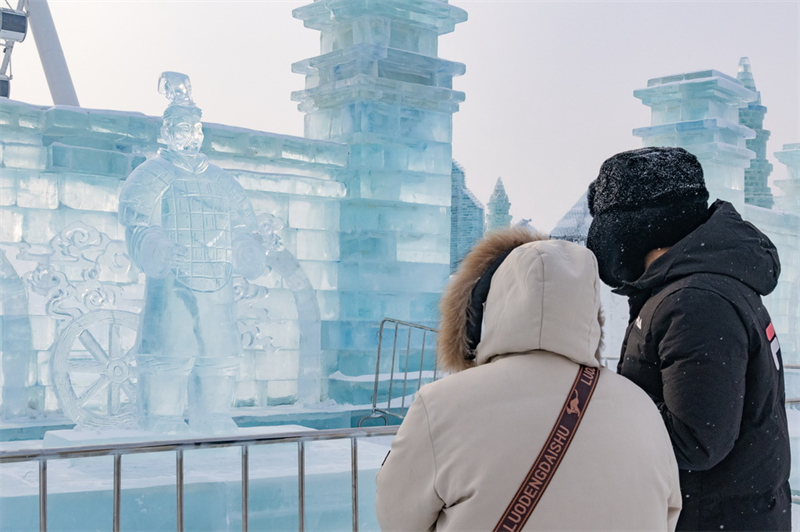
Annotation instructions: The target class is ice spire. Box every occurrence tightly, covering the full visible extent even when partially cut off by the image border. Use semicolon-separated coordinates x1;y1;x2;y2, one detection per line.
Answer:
737;57;758;97
486;177;512;232
737;58;774;209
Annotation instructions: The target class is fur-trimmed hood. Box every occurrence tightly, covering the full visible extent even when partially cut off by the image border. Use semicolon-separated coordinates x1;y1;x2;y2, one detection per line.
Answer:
438;228;603;373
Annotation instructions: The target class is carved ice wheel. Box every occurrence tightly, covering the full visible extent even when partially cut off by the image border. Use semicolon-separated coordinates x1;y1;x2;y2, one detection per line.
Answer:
52;310;139;427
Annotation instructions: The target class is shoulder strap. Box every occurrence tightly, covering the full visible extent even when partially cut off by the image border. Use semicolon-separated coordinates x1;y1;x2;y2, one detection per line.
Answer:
493;365;601;532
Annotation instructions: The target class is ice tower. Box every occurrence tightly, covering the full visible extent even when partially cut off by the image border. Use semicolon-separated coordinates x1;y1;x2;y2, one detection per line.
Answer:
737;58;774;209
450;161;484;273
633;70;757;207
291;0;467;402
486;177;512;232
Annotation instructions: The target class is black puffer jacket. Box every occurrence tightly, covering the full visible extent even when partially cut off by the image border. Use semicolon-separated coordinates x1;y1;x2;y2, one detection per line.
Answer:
615;200;791;532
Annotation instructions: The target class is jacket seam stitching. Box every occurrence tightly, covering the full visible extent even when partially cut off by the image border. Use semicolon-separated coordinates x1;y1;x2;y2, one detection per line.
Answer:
417;392;443;504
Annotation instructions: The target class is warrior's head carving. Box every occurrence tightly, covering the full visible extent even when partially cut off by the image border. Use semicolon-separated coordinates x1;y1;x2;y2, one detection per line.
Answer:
159;71;203;156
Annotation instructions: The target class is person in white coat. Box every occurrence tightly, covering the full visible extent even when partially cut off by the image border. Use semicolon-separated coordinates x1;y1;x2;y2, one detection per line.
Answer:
376;228;681;531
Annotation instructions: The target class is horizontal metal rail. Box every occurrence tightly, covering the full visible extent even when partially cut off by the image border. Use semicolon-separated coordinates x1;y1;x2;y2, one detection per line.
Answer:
0;426;400;532
0;426;398;463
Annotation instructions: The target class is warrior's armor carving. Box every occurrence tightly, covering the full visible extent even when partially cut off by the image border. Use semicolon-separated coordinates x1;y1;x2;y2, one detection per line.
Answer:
120;155;256;292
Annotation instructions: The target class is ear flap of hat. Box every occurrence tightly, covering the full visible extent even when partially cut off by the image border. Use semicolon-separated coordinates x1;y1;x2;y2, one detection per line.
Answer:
438;227;546;373
587;201;709;288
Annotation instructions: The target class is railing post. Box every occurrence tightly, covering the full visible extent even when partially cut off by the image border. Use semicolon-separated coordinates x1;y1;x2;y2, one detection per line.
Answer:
176;449;184;532
372;320;387;414
39;459;47;532
113;454;121;532
387;323;400;410
351;437;359;532
298;440;305;532
242;445;249;532
400;328;413;410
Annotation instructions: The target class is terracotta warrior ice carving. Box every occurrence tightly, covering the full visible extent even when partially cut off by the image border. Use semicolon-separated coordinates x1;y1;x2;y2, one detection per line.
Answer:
119;72;267;434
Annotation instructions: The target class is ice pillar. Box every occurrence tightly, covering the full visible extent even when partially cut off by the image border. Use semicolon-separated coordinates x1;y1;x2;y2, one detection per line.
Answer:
292;0;467;401
737;58;774;209
0;249;33;418
632;70;758;208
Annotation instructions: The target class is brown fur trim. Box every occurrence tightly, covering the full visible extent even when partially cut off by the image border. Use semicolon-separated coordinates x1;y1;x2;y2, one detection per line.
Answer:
437;227;547;373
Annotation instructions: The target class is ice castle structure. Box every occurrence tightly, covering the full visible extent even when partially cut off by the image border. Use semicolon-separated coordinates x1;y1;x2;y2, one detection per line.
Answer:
485;177;512;232
633;67;800;366
0;0;469;423
450;160;484;273
549;63;800;368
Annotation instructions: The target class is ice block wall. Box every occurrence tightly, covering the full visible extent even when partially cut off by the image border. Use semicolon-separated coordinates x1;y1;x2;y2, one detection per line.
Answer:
0;98;348;416
291;0;467;403
450;161;484;273
632;69;800;367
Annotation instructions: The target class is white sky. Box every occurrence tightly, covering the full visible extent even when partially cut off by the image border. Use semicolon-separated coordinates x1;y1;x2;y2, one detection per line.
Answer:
8;0;800;232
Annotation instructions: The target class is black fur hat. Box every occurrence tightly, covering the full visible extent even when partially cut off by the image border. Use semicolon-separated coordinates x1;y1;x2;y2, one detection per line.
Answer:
586;147;709;287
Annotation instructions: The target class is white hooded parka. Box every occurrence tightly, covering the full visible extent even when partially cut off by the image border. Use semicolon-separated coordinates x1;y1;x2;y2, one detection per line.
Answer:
376;234;681;532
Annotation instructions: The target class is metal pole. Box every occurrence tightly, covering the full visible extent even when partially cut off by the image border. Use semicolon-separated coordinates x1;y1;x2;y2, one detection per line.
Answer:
26;0;79;106
0;1;26;77
176;450;184;532
387;323;400;410
400;328;412;410
371;320;387;414
417;330;427;393
297;441;305;532
241;445;249;532
0;42;16;78
113;454;121;532
38;459;47;532
350;438;358;532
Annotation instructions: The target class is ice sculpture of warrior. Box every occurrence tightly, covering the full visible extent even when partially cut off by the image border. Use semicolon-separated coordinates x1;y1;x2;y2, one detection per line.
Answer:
119;72;266;433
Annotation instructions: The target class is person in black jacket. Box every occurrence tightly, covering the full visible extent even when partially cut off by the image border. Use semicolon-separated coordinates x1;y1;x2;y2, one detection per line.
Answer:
586;147;791;532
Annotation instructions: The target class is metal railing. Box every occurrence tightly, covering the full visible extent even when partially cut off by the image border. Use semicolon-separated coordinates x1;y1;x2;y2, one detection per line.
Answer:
0;425;399;532
781;364;799;405
358;318;440;426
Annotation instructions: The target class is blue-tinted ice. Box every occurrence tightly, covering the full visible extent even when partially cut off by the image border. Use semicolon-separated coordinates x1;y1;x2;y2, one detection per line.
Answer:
118;73;267;434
